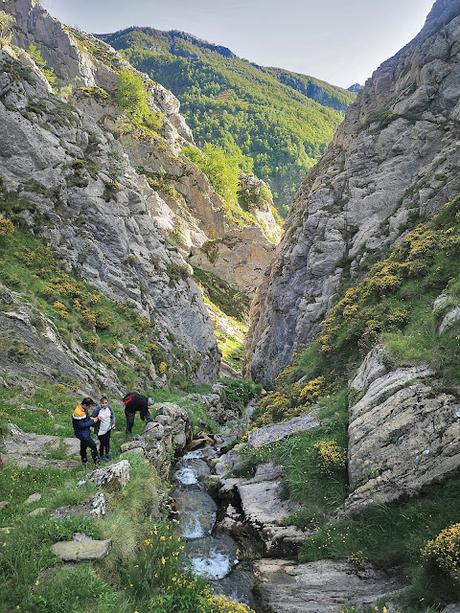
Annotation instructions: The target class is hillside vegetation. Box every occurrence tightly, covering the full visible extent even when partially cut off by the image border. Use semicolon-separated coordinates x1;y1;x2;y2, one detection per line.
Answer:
98;27;355;210
239;197;460;609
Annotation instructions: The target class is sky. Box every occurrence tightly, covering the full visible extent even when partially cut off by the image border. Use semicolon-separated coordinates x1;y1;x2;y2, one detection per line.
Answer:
42;0;435;88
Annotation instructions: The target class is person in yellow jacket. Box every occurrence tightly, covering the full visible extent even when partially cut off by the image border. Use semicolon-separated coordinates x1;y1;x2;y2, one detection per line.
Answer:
72;398;100;464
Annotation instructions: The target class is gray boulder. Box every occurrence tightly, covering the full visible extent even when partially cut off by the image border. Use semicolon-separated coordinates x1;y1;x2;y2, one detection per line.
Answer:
255;558;403;612
51;533;111;561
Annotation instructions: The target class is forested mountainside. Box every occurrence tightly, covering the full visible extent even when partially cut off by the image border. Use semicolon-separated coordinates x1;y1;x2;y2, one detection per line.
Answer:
97;27;355;210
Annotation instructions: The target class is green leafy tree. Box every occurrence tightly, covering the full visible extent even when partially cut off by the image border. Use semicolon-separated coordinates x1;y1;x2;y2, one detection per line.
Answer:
115;69;162;132
0;11;14;48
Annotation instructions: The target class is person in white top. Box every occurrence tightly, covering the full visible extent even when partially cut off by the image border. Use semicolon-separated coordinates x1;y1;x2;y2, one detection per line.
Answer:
92;397;116;460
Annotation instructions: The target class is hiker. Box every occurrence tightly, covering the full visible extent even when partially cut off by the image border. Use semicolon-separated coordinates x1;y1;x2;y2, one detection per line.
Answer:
92;396;116;461
122;392;154;435
72;398;100;465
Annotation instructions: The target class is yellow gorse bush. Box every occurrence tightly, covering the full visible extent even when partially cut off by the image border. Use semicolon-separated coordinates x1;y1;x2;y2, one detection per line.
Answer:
314;439;346;474
0;217;15;237
205;591;254;612
421;522;460;580
300;376;325;401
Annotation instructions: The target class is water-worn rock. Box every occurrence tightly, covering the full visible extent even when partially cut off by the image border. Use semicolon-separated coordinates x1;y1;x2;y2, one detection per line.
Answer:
255;558;403;612
344;348;460;513
51;533;111;561
78;460;130;490
173;458;210;485
172;487;217;539
184;533;238;580
220;463;307;554
246;0;460;384
247;412;322;449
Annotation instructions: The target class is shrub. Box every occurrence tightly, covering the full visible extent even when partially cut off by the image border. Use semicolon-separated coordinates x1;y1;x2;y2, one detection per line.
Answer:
313;439;347;474
421;523;460;582
0;217;15;237
27;43;56;86
115;69;162;133
0;11;14;48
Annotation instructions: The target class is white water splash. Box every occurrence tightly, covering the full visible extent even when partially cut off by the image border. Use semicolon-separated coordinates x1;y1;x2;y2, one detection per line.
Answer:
183;449;206;459
174;467;198;485
189;550;233;580
181;515;216;539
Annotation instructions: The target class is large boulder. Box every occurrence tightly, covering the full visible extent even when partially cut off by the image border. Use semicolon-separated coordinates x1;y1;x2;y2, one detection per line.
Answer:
78;460;130;491
344;348;460;513
255;558;403;612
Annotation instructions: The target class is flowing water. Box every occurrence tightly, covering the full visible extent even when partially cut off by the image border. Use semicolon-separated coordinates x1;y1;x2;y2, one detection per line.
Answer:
170;400;259;607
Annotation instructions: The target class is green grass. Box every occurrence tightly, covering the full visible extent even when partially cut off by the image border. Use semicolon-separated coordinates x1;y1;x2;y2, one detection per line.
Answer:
0;452;236;612
299;473;460;609
236;390;348;528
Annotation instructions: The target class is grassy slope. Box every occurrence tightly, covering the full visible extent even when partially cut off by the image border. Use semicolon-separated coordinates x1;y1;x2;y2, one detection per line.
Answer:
239;198;460;609
192;267;251;374
98;27;354;208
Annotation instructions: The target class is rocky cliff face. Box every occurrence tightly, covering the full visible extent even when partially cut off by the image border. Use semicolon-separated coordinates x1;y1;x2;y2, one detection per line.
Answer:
246;0;460;384
0;0;222;386
0;0;282;389
4;0;280;295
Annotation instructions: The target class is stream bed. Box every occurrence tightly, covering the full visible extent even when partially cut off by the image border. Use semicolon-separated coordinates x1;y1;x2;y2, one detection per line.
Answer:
170;402;259;608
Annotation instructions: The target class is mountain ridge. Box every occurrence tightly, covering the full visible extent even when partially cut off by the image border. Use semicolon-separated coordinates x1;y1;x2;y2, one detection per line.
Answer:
97;26;355;208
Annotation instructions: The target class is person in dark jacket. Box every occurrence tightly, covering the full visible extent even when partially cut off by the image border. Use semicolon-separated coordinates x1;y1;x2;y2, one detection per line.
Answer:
122;392;154;435
92;396;116;460
72;397;100;464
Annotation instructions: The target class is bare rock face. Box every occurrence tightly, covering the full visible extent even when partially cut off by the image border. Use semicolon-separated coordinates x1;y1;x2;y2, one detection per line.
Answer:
219;462;306;555
246;0;460;384
1;424;81;469
254;558;403;613
78;460;131;490
0;42;219;383
344;348;460;513
247;412;322;449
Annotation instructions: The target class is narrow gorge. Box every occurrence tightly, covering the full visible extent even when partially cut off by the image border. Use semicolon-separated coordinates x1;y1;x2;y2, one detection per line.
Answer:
0;0;459;612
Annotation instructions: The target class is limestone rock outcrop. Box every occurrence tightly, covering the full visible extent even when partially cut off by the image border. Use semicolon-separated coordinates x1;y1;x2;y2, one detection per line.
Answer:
246;0;460;384
254;558;403;613
344;347;460;513
51;533;112;562
0;3;221;383
1;424;80;469
121;403;191;474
